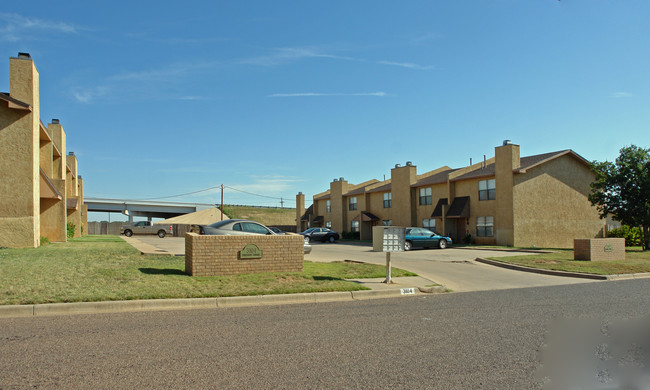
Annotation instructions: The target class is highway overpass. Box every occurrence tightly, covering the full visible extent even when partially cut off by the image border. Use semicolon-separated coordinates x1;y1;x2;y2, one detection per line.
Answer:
85;197;216;222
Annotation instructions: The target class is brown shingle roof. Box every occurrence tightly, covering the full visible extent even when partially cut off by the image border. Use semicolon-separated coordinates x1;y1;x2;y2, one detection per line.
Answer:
451;150;573;181
366;182;392;194
345;187;367;196
412;169;457;187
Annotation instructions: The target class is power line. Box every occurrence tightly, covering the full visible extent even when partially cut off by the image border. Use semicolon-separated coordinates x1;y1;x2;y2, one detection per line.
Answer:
131;183;294;204
137;184;223;201
223;185;283;200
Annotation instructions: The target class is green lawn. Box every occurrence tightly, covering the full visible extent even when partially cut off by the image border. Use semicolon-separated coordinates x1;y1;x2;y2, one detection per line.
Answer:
0;235;415;305
489;247;650;275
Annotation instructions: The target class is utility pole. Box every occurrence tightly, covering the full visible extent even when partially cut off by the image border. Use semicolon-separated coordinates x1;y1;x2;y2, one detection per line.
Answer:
220;184;224;220
280;197;284;208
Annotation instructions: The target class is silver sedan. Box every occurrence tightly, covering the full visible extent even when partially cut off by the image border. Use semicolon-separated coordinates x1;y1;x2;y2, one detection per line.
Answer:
198;219;312;254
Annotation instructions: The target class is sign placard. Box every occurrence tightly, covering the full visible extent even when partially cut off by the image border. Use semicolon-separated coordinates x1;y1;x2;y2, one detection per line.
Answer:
240;244;263;259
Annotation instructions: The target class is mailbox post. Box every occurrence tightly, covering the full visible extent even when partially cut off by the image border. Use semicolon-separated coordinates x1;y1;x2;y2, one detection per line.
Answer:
372;226;405;284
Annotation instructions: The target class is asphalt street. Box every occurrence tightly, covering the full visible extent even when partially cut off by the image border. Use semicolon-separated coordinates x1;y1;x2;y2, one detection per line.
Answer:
134;236;598;292
1;279;648;389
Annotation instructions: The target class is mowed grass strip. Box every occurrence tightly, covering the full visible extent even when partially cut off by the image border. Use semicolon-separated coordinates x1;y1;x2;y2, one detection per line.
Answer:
488;247;650;275
0;235;416;305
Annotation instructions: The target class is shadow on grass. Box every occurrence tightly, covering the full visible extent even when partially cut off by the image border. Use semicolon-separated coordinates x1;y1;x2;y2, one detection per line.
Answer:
312;276;344;281
139;268;187;276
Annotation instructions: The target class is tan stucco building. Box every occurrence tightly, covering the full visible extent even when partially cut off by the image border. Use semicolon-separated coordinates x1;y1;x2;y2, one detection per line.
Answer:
1;53;86;248
299;141;604;248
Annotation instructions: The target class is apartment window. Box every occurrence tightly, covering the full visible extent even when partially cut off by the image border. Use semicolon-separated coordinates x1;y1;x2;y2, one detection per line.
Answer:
351;220;359;232
423;218;436;230
477;216;494;237
383;192;392;208
419;187;432;205
479;179;496;201
325;221;332;228
349;197;357;211
326;200;331;213
382;220;392;226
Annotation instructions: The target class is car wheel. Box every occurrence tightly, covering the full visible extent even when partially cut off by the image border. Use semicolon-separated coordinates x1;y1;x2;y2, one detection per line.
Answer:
124;230;133;237
439;239;447;249
328;236;335;243
404;241;412;251
158;230;166;238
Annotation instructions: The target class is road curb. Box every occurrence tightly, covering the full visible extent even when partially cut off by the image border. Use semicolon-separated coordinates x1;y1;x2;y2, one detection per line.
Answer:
475;258;609;280
0;289;423;319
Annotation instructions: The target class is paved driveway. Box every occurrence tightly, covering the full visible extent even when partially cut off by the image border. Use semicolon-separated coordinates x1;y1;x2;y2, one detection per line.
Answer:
130;236;597;292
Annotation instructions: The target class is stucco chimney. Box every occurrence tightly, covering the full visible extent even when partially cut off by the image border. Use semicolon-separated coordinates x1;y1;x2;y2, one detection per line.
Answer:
10;53;39;108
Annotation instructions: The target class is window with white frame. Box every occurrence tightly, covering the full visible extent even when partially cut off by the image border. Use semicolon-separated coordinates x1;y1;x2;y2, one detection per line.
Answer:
383;192;392;208
423;218;436;230
349;197;357;211
382;220;392;226
325;221;332;228
326;200;331;213
351;220;359;232
478;179;496;201
477;216;494;237
419;187;432;205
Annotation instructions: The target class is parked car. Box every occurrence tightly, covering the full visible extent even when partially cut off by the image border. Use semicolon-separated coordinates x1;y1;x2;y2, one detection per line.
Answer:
404;227;452;250
300;227;340;243
198;219;311;254
120;221;173;238
269;227;286;235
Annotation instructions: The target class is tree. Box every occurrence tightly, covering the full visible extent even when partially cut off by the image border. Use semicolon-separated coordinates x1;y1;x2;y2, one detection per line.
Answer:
589;145;650;250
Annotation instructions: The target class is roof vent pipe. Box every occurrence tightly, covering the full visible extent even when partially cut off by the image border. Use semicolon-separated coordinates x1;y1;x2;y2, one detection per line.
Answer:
395;164;401;168
483;155;486;168
333;179;338;182
17;52;31;59
51;119;60;124
69;152;75;156
406;161;413;166
503;139;511;146
339;177;344;181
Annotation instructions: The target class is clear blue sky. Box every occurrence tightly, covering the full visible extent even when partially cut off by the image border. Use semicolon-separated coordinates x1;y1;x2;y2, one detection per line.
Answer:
2;1;648;221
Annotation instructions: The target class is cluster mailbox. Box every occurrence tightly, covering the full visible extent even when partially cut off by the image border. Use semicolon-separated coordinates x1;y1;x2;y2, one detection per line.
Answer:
372;226;406;284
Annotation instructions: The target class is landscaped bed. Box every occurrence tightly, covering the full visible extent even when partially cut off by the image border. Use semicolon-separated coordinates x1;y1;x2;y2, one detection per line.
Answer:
487;247;650;275
0;235;416;305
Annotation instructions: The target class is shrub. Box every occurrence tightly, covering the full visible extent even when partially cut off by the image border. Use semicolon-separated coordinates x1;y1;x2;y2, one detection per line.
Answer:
67;222;76;239
463;233;473;245
342;231;360;240
607;226;641;246
40;236;50;246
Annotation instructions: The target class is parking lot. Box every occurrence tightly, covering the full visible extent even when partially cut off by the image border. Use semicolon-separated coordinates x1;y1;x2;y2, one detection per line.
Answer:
128;236;597;292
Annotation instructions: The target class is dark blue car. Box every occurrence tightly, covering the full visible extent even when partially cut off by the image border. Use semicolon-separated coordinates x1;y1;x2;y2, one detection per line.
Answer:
404;227;452;251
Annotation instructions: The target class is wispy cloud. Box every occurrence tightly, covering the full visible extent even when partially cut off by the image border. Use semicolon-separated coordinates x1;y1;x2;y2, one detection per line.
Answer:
267;92;388;98
610;92;633;98
378;60;434;70
240;47;357;66
0;13;79;41
72;86;110;103
71;62;217;103
110;61;218;82
241;46;434;71
410;32;442;45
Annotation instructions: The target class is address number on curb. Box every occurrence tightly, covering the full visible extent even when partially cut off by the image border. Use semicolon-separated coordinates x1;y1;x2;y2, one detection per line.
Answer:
400;288;416;295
